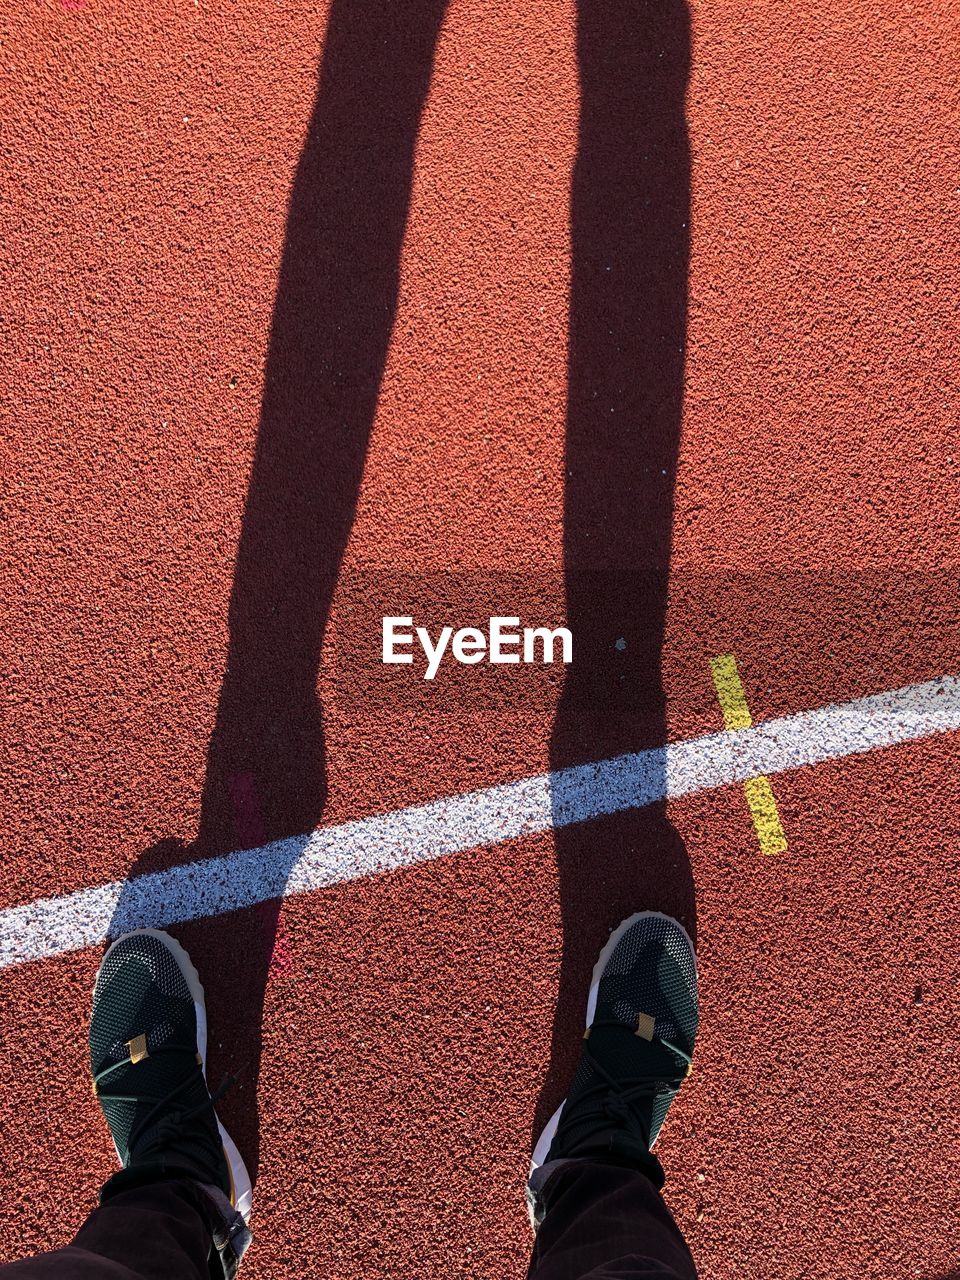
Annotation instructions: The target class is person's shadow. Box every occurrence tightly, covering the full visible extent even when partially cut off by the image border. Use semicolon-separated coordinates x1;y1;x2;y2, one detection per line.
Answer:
537;0;696;1136
110;0;694;1196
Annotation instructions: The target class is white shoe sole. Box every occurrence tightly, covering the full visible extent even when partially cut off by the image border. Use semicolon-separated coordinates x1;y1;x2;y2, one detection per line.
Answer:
97;927;254;1223
527;910;697;1220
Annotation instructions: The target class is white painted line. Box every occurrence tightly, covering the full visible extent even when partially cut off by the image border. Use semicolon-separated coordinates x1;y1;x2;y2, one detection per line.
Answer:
1;673;958;971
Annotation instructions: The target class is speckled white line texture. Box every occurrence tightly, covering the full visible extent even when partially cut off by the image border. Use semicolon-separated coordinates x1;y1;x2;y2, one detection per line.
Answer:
2;672;958;970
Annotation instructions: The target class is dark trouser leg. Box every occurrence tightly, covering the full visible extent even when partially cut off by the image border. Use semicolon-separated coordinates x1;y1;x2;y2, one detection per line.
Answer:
0;1177;247;1280
528;1160;698;1280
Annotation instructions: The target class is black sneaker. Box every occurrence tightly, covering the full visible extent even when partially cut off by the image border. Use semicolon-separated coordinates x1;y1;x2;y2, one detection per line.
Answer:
90;928;253;1221
528;911;697;1224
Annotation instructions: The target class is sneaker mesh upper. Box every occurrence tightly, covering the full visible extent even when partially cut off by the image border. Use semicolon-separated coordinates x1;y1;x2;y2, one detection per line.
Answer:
90;933;206;1166
551;912;698;1161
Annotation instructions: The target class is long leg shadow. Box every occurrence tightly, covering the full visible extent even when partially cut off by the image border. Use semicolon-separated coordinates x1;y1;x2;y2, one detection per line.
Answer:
536;0;695;1135
110;0;449;1186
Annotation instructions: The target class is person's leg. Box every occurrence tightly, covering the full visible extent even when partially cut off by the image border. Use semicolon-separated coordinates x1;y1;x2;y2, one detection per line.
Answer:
0;929;252;1279
527;913;699;1280
0;1178;231;1279
527;1161;696;1280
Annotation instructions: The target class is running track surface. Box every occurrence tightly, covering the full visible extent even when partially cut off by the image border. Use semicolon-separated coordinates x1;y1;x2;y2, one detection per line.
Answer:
3;1;960;1277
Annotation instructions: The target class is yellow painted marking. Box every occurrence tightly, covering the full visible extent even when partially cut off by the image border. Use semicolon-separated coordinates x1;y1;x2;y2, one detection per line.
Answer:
710;654;788;854
742;776;788;855
709;654;754;730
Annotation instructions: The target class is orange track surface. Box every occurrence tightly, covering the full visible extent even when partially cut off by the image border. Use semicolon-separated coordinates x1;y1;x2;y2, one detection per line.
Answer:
2;0;959;1275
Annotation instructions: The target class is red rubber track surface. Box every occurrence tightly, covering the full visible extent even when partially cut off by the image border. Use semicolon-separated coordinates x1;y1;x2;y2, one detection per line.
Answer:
2;0;960;1276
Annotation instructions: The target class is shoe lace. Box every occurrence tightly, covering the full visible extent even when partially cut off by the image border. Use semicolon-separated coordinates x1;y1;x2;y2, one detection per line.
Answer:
556;1018;693;1150
94;1046;238;1174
